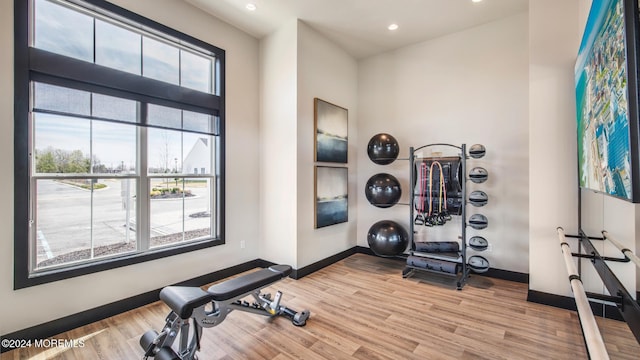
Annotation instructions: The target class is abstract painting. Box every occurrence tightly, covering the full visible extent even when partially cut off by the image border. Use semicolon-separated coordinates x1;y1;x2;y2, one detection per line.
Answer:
315;166;348;228
315;98;348;163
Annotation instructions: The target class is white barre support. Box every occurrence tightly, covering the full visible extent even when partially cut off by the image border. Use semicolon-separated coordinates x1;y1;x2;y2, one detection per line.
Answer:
601;230;640;269
557;227;610;360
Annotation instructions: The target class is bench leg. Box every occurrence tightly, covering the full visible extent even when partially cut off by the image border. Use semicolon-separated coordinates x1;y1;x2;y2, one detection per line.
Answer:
280;306;310;326
228;290;310;326
141;311;203;360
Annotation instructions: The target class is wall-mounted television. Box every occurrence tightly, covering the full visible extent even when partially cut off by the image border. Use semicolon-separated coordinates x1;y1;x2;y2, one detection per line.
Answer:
575;0;640;202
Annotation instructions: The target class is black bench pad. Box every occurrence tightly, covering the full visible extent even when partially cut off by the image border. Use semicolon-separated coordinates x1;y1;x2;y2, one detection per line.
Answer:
160;286;213;319
208;265;292;301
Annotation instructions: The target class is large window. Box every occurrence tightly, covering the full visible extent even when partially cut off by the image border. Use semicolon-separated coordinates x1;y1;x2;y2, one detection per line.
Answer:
14;0;225;288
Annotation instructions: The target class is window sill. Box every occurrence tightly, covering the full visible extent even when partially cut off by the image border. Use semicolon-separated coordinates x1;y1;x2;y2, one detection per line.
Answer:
15;238;223;289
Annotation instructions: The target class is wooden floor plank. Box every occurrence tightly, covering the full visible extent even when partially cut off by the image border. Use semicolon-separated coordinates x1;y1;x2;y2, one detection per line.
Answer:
4;254;639;359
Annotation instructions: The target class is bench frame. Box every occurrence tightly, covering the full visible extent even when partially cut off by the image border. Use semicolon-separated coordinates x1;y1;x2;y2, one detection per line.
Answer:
140;266;309;360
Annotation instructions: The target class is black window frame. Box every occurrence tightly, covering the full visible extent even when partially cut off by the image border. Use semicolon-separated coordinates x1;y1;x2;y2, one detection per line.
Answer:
14;0;226;289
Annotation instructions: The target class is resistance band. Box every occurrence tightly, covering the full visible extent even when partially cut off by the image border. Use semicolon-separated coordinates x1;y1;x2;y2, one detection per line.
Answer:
415;162;428;225
428;161;450;226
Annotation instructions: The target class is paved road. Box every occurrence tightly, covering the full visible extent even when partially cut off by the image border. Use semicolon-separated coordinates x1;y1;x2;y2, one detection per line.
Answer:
36;179;212;264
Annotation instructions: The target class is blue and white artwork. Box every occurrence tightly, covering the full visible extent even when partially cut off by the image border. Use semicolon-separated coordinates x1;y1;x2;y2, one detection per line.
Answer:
315;166;348;228
315;99;348;163
576;0;633;200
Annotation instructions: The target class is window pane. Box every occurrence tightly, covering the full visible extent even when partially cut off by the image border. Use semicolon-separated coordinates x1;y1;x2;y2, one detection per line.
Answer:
34;113;90;174
92;121;137;174
184;178;212;241
143;37;179;85
35;178;137;270
35;179;91;269
183;133;211;175
34;0;94;62
95;19;141;75
92;179;137;258
92;93;139;123
149;178;211;248
148;104;181;129
183;110;212;133
34;82;91;116
149;178;184;247
181;50;211;93
148;128;181;173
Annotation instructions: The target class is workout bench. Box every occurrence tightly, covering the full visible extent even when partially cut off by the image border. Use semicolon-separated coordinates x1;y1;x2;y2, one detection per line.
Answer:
140;265;310;360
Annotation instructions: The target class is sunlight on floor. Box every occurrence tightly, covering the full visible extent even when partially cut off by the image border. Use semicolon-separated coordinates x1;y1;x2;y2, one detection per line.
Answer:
25;329;106;360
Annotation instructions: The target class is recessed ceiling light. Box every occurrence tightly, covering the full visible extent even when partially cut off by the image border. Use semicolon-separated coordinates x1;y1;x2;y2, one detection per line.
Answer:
246;3;257;11
472;0;483;3
388;24;399;31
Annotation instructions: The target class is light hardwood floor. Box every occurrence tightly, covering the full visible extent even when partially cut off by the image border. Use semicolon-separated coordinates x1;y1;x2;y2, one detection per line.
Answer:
4;254;640;359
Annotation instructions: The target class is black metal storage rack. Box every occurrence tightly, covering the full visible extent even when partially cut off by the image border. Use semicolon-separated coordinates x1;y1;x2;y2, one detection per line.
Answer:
402;143;471;290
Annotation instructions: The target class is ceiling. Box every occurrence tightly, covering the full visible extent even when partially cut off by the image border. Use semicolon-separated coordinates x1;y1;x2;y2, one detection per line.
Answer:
184;0;529;59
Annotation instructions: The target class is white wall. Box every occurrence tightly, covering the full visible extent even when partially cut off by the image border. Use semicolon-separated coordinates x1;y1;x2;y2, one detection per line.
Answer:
259;20;299;267
0;0;16;334
528;0;581;296
357;13;530;273
637;208;640;294
259;20;358;269
296;21;358;268
0;0;261;335
580;191;638;296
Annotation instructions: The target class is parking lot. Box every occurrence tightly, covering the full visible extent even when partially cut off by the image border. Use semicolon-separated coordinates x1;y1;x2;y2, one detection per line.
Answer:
35;179;212;266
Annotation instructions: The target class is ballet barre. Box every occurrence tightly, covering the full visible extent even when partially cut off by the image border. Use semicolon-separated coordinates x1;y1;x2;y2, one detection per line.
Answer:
601;230;640;269
557;227;610;360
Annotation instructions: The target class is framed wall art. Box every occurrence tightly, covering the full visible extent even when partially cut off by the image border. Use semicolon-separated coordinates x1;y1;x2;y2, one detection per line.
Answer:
575;0;640;202
315;166;348;228
315;98;348;163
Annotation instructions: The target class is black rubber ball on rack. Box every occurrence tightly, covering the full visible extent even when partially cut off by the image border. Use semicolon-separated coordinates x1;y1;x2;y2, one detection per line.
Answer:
365;173;402;208
469;144;486;159
367;220;409;257
367;133;399;165
468;190;488;207
468;214;488;230
469;167;488;184
468;255;490;273
468;236;489;251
